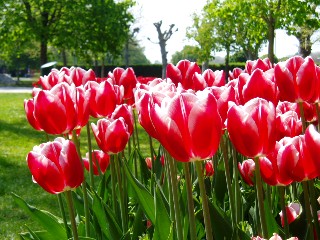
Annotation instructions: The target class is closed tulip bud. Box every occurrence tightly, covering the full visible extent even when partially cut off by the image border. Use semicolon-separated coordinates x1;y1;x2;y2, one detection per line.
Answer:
145;157;152;170
91;117;130;154
279;202;302;227
83;150;110;175
238;159;255;186
27;137;84;194
204;160;214;177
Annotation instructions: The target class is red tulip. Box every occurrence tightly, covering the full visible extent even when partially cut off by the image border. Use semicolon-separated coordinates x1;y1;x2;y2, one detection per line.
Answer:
27;137;84;194
229;67;243;80
242;69;279;105
202;69;226;87
245;58;273;75
91;117;130;154
108;67;137;102
279;202;302;227
85;80;117;118
278;135;318;182
204;160;214;177
24;82;89;135
304;124;320;176
227;98;276;158
274;56;318;102
275;110;302;140
145;157;152;170
110;104;134;135
238;159;255;186
83;150;110;175
260;141;293;186
69;67;96;86
144;90;222;162
166;60;201;90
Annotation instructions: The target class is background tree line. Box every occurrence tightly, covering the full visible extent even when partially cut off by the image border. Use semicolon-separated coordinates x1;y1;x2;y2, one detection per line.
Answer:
1;0;320;77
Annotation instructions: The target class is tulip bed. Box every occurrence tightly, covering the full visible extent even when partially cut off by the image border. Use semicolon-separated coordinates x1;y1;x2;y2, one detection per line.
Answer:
5;56;320;240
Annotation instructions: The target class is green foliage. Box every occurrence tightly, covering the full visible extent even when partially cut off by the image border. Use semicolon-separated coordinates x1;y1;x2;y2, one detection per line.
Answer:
171;45;200;65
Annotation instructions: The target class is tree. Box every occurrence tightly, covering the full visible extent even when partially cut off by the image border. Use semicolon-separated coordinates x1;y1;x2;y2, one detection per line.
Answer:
281;0;320;57
151;21;178;78
171;45;200;65
0;0;135;69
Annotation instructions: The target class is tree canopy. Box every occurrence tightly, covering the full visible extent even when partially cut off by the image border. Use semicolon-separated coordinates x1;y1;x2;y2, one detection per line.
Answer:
0;0;135;67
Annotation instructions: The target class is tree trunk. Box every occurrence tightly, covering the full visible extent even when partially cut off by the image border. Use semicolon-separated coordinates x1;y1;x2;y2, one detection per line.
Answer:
267;22;275;64
202;61;209;72
296;32;312;58
225;46;230;83
101;58;105;78
40;40;48;66
62;49;67;66
160;40;167;79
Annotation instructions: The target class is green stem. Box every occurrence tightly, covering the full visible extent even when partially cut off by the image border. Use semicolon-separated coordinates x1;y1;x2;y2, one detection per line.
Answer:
57;194;71;239
183;163;197;240
167;154;184;240
221;136;236;230
110;155;118;214
279;186;290;238
86;123;95;188
302;181;314;239
72;130;90;237
308;180;320;238
114;154;127;233
231;145;242;223
195;161;214;240
254;157;268;238
65;190;79;240
133;108;140;151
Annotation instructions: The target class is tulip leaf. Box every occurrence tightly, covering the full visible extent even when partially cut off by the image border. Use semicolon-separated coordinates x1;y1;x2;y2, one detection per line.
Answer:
20;230;53;240
12;193;67;240
263;198;279;237
131;206;145;240
123;158;156;223
153;186;173;240
92;191;122;240
208;197;233;239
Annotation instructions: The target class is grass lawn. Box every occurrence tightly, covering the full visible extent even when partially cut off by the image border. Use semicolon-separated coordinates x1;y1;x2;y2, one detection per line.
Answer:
0;92;156;239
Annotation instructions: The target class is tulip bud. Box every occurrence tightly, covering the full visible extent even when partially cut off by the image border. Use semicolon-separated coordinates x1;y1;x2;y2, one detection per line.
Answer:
238;159;255;186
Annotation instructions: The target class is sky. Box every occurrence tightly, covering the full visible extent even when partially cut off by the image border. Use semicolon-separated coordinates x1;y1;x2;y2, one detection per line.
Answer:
131;0;304;64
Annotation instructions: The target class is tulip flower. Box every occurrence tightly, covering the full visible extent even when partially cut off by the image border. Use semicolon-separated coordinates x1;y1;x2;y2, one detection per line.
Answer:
202;69;225;87
238;159;255;186
241;69;279;105
204;160;214;177
259;141;293;186
166;59;201;90
304;124;320;176
275;110;302;140
108;67;137;103
277;135;318;182
138;89;222;162
274;56;318;102
24;82;89;135
279;202;302;227
85;80;117;118
91;117;130;154
145;157;152;170
26;137;84;194
245;58;273;75
110;104;134;135
229;67;243;80
83;150;110;175
69;67;96;86
227;97;276;158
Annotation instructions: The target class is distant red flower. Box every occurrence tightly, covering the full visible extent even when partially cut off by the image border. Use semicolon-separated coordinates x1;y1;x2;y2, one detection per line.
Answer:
204;160;214;177
83;150;110;175
238;159;255;186
279;202;302;227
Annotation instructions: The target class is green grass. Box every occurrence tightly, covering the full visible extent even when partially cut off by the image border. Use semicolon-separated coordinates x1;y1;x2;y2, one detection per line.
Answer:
0;92;157;239
0;93;59;239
